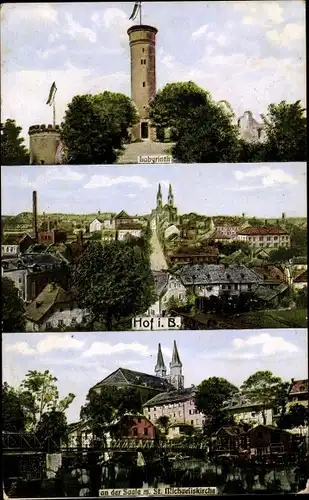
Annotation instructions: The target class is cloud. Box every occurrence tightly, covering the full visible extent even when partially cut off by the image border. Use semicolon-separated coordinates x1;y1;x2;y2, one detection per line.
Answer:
126;193;137;198
82;342;152;358
91;7;130;42
192;24;209;40
13;167;85;190
84;175;151;189
5;335;85;356
233;1;284;27
266;23;305;48
232;333;300;356
5;341;36;356
234;167;298;187
225;185;265;192
36;45;67;60
64;13;97;43
2;3;59;24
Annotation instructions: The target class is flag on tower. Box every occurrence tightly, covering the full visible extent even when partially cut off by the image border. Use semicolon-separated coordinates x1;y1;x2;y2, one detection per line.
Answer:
46;82;57;106
129;1;141;21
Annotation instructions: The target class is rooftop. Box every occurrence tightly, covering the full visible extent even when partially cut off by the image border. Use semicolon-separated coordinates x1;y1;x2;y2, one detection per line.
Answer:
177;264;262;285
93;368;175;392
251;266;285;282
293;270;307;283
289;379;308;395
152;271;169;296
238;226;288;236
2;233;33;245
144;387;195;407
25;283;72;323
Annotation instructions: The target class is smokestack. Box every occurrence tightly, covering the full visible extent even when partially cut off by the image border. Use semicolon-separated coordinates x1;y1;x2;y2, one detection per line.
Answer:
32;191;38;242
47;217;51;232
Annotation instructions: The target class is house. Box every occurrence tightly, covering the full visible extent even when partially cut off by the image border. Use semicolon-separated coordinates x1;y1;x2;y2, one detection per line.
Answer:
2;233;35;257
38;229;67;245
146;271;169;316
25;283;87;332
1;253;69;302
223;393;276;426
291;256;307;274
116;223;143;241
212;426;247;455
165;224;180;239
143;387;205;429
89;218;104;233
167;422;194;440
214;226;241;238
176;264;262;297
250;282;290;306
65;421;93;449
293;270;307;290
287;379;308;409
168;246;219;266
251;265;286;288
246;425;293;456
211;230;235;243
237;226;290;248
111;414;157;440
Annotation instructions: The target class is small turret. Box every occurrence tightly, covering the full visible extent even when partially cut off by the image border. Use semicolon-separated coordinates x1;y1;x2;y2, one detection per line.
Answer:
168;183;174;207
156;183;163;209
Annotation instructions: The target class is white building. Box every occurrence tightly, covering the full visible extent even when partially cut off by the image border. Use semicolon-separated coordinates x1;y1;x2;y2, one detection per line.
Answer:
237;226;290;248
89;218;104;233
223;394;276;426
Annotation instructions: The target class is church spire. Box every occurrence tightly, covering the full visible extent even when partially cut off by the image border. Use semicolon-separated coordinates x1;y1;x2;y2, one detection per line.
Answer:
169;340;184;390
171;340;181;367
168;183;174;207
155;343;166;377
156;183;162;209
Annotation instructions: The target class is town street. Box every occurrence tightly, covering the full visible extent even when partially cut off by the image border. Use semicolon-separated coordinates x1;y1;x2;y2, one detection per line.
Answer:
150;217;168;271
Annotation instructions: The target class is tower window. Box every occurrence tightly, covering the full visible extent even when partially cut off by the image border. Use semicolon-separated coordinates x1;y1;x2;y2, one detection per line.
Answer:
141;59;144;64
142;48;145;53
143;59;146;64
142;81;146;87
141;122;149;139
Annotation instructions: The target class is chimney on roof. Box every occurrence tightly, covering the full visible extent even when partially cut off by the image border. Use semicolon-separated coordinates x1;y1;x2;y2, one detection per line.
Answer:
47;217;51;232
77;230;83;243
32;191;38;243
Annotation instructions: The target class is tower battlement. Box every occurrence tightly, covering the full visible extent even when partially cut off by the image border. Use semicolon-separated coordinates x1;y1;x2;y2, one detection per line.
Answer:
28;124;61;134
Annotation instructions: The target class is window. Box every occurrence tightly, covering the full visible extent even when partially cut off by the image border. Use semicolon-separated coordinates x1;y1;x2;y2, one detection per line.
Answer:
59;307;63;312
267;237;271;241
235;284;239;290
142;81;146;87
133;428;138;436
274;236;278;240
141;59;144;64
46;322;52;329
58;320;64;327
248;284;252;290
189;409;192;415
137;418;141;423
144;428;148;436
142;48;145;53
191;420;194;425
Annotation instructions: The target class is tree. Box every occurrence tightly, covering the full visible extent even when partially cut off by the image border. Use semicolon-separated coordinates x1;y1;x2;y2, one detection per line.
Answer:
70;239;156;330
80;386;143;440
36;410;69;448
1;119;29;165
261;101;307;162
156;415;170;434
149;81;240;163
237;138;264;163
195;377;239;435
2;277;25;332
295;286;307;308
277;404;309;430
61;92;138;164
19;370;75;431
240;371;289;425
2;383;27;432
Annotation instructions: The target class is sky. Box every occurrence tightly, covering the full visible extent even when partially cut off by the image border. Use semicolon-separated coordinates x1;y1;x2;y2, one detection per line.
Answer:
1;1;306;146
1;163;307;218
3;329;308;423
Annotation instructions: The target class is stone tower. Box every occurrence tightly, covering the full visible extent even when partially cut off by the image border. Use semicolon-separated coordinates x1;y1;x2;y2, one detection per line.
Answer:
127;24;158;142
155;343;167;378
168;341;184;390
156;183;163;209
28;124;61;165
168;184;174;207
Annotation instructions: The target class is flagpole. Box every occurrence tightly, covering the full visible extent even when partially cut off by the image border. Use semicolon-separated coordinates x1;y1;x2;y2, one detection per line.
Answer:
52;99;56;127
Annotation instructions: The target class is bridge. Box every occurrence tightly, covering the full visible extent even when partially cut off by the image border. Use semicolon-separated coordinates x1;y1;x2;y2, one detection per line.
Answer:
2;432;208;454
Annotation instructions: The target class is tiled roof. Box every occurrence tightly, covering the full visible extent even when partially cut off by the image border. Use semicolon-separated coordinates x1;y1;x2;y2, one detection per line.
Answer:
294;270;307;283
90;217;105;224
289;379;308;395
238;226;288;236
251;266;285;282
177;264;262;285
115;210;131;219
152;271;169;296
223;394;258;410
144;387;195;406
251;283;289;301
2;233;31;245
94;368;175;392
26;284;71;323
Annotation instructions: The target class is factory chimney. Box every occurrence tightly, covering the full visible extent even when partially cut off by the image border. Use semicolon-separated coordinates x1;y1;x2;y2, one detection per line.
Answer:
32;191;38;242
